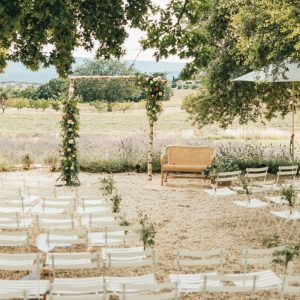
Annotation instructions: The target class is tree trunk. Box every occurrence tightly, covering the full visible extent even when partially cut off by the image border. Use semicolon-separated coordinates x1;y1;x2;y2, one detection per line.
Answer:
148;121;154;181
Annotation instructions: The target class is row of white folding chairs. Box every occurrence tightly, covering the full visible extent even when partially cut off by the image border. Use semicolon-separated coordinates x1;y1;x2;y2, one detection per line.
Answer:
0;226;140;250
0;185;104;202
169;247;296;293
246;166;299;184
0;277;175;300
0;248;156;277
215;166;300;188
0;246;296;298
0;241;291;274
48;281;178;300
1;274;299;300
0;247;286;288
0;176;99;188
0;211;121;229
46;248;157;277
173;246;289;271
0;197;111;215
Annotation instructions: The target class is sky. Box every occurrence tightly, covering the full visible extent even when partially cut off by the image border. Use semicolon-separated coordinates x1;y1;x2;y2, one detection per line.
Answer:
72;0;185;63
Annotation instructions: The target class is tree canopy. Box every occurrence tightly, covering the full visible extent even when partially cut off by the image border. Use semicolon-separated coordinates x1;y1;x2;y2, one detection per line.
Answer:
0;0;153;77
34;78;69;100
73;59;140;102
144;0;300;128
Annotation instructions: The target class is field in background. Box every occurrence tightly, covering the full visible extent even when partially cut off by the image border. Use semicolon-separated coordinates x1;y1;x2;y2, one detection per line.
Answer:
0;88;298;169
0;88;297;137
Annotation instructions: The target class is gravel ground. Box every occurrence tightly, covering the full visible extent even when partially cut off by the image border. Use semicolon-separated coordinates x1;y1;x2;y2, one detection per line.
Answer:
0;170;299;299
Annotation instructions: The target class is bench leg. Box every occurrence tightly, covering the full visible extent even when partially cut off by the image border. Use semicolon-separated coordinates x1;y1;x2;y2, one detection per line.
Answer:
165;172;168;182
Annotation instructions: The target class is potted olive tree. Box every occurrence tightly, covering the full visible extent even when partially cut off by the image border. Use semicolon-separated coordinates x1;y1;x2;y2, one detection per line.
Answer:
239;177;253;204
281;185;297;215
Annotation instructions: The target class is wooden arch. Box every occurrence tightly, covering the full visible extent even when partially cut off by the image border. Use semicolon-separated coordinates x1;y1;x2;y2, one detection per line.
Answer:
65;75;159;182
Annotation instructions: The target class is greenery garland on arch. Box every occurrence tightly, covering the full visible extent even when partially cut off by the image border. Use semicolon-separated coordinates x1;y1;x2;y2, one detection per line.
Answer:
137;75;168;180
59;96;80;186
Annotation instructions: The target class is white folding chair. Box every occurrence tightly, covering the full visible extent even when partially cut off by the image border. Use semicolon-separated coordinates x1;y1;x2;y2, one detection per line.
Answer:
242;247;283;290
36;229;88;252
205;171;241;196
0;187;23;199
26;186;56;200
103;247;157;274
45;252;102;277
32;198;73;214
216;171;241;187
270;210;300;242
79;212;118;228
0;290;27;300
201;273;259;297
0;231;30;247
46;292;108;300
51;277;104;295
0;199;30;213
280;275;300;300
80;197;108;205
75;186;103;198
76;199;111;214
266;195;289;207
88;226;139;247
169;248;225;293
245;167;268;184
0;253;41;279
245;167;274;191
26;186;75;201
0;190;37;207
232;197;269;235
276;166;298;184
35;214;77;230
105;273;156;294
0;213;32;229
0;177;26;189
0;280;49;299
48;278;106;299
121;282;179;300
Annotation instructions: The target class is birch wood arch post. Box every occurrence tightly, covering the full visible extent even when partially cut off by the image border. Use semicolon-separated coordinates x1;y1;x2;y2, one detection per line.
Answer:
59;75;136;186
137;76;168;181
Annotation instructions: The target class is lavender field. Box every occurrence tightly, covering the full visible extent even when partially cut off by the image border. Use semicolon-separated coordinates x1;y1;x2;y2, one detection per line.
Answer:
0;89;298;172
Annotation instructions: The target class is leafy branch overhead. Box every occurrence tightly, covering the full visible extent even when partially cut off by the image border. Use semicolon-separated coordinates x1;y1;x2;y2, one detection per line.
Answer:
0;0;154;77
144;0;300;128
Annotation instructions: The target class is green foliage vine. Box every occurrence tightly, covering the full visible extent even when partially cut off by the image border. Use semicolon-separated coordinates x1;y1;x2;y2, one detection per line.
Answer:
58;96;80;186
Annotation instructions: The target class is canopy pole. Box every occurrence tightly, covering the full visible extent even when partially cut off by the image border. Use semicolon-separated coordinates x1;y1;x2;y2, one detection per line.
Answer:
290;82;296;163
68;79;74;99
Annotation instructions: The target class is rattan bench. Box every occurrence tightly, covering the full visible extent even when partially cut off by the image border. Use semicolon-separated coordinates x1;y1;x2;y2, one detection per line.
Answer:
160;146;216;185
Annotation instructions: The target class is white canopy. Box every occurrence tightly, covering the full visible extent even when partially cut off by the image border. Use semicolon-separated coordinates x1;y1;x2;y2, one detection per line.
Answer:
232;62;300;82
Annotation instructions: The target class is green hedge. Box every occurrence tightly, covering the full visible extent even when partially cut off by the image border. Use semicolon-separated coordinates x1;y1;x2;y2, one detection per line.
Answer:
79;153;161;173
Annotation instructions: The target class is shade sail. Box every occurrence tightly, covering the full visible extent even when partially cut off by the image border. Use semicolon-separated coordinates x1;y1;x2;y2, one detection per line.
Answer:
232;62;300;82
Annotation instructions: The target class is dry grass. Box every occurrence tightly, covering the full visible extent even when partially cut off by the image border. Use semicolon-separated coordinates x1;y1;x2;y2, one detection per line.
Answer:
0;170;299;299
0;88;298;168
0;89;297;141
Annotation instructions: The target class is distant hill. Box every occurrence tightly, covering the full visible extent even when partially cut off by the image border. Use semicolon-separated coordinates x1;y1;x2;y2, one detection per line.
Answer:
0;58;185;84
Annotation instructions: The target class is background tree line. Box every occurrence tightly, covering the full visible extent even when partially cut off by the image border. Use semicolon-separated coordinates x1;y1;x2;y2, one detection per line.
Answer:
0;59;172;113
